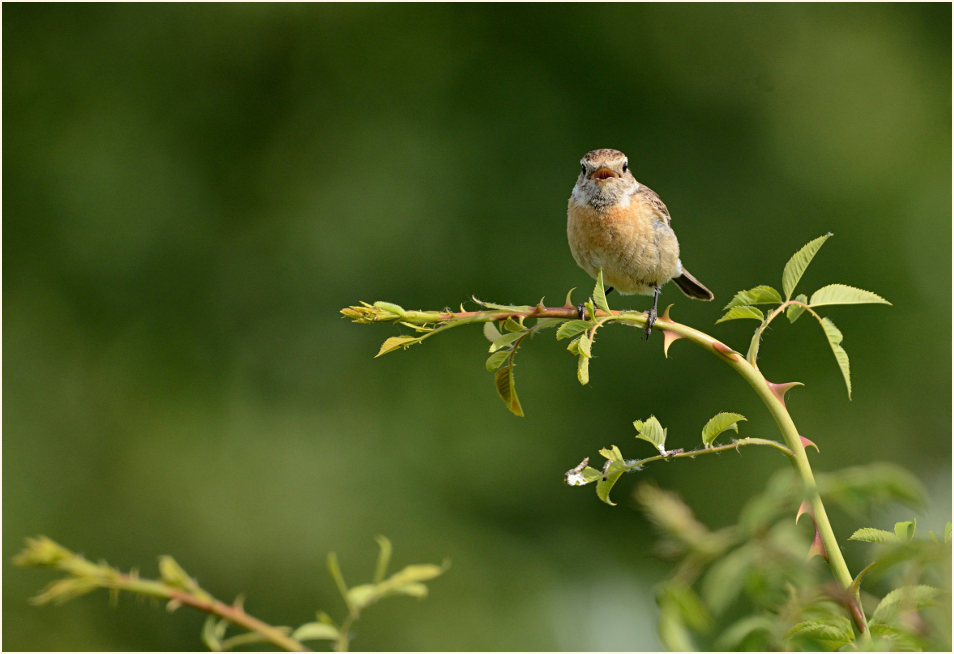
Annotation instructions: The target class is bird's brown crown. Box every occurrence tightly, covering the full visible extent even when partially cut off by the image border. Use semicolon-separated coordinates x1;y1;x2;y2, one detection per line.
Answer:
581;148;627;166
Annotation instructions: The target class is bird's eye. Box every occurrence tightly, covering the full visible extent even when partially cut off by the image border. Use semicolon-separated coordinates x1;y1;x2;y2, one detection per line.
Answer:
622;161;629;173
580;163;586;174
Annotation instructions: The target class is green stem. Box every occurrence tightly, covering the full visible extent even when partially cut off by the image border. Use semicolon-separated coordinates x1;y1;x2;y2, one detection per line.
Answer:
335;612;357;652
167;591;310;652
648;314;869;635
15;537;310;652
611;436;795;474
111;575;309;651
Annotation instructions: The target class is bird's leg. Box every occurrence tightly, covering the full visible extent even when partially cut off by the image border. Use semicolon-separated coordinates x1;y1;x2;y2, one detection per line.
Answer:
643;286;660;340
576;287;616;320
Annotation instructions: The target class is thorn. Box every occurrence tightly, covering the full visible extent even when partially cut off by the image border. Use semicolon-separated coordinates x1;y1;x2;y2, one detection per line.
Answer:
800;435;819;452
662;331;683;358
766;380;804;406
796;501;829;561
808;527;829;561
795;500;813;524
563;287;577;309
711;340;738;360
660;305;683;358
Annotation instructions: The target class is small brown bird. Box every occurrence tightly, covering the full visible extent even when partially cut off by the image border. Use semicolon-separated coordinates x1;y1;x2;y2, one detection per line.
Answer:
567;148;713;338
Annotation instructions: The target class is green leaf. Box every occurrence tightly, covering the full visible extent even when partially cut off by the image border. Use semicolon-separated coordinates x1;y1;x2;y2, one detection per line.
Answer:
701;544;755;614
786;294;808;323
786;616;854;647
372;301;406;317
723;285;783;309
389;581;428;598
484;349;510;372
555;320;591;340
714;615;774;651
657;595;696;653
346;561;447;610
564;463;603;486
502;317;524;332
809;283;891;307
701;412;747;448
383;562;448;587
894;519;916;541
583;299;595;321
871;585;942;625
848;528;898;544
818;462;927;514
577;352;590;385
376;335;422;357
596;445;626;506
565;337;580;355
633;416;668;454
373;535;392;584
488;330;525;353
818;316;851;398
657;601;697;652
202;617;228;652
782;233;832;300
577;333;592;358
327;552;351;610
593;269;611;314
158;556;196;592
471;297;534;312
291;622;339;642
946;522;952;544
346;583;379;609
569;332;594;386
494;363;524;417
482;321;501;342
868;623;925;650
716;305;765;324
659;582;713;633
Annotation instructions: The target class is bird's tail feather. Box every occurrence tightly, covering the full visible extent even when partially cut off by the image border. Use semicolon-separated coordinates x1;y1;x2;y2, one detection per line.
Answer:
673;269;714;301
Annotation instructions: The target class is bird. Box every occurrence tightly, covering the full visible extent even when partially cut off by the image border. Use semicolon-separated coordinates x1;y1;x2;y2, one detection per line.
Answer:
567;148;713;338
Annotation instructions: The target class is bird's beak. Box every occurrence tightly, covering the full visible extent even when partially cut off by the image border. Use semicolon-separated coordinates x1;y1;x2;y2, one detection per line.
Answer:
590;167;620;181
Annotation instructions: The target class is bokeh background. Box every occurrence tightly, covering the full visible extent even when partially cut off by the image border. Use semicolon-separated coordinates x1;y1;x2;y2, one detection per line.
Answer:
4;4;951;651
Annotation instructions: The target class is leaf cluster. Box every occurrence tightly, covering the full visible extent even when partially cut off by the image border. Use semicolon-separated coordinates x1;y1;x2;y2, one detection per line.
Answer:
290;535;448;652
635;467;950;651
15;535;446;652
482;272;619;416
564;413;779;506
717;234;890;398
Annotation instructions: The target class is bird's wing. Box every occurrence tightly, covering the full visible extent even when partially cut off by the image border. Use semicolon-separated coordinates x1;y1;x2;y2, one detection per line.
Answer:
634;185;671;226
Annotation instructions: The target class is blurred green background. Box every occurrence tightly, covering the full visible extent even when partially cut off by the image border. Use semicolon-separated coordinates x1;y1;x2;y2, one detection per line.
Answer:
4;3;951;651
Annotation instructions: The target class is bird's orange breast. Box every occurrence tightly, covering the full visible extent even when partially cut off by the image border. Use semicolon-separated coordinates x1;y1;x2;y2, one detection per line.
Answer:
567;195;680;295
